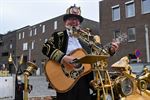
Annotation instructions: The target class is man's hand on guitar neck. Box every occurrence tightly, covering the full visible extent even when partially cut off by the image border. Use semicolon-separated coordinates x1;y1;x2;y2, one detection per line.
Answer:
110;33;127;54
110;41;119;53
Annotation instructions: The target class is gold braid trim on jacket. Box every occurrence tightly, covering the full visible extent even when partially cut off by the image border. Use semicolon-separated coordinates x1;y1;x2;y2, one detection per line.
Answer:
43;44;51;56
42;31;66;62
50;49;65;62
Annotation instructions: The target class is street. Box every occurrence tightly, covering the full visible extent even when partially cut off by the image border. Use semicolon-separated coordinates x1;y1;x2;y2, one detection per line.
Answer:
28;75;56;99
0;75;56;100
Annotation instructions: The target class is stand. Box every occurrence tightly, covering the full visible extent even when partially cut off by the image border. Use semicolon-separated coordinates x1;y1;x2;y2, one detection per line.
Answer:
76;55;114;100
24;61;37;100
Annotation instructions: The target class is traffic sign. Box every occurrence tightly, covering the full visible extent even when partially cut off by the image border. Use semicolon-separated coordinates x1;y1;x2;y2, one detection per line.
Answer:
135;49;141;57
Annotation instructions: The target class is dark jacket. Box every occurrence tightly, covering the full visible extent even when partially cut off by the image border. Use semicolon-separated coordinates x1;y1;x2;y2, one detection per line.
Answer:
42;30;113;63
42;30;115;100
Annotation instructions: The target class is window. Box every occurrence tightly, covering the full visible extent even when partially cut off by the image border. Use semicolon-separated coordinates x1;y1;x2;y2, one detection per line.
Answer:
34;28;37;35
18;33;21;39
23;42;28;50
125;1;135;18
10;44;12;49
127;27;136;42
42;25;45;33
22;32;25;39
54;21;57;30
112;5;120;21
141;0;150;14
31;41;35;49
113;30;125;43
113;30;121;39
30;30;32;37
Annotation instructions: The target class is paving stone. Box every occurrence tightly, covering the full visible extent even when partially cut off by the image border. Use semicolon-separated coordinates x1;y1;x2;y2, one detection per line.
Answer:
28;75;56;98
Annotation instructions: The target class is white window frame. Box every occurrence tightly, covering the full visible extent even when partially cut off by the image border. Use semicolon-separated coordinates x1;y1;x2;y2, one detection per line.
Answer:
22;32;25;39
30;30;32;37
113;30;121;39
141;0;150;14
23;42;28;51
42;25;45;33
31;41;35;50
125;0;135;18
34;28;37;35
18;33;21;40
112;5;120;21
127;27;136;42
54;21;57;30
10;44;12;49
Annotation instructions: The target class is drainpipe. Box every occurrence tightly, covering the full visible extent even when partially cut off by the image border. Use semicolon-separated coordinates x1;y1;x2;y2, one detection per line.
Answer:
145;24;150;62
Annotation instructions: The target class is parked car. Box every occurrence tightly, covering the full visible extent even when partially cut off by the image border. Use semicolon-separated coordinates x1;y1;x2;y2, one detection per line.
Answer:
130;62;150;90
130;63;150;75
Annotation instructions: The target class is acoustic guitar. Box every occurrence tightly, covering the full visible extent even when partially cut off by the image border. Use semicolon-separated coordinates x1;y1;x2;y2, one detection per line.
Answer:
45;33;127;93
45;48;92;93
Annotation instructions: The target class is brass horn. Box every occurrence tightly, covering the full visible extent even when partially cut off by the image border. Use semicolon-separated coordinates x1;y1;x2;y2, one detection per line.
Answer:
19;54;24;65
24;61;37;76
24;61;37;100
77;28;108;55
8;53;13;63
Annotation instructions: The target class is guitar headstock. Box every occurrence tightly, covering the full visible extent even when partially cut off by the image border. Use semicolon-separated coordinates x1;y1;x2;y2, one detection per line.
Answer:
113;33;128;44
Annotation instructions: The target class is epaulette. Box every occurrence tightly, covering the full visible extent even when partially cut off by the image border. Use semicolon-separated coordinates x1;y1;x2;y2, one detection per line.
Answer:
57;31;64;36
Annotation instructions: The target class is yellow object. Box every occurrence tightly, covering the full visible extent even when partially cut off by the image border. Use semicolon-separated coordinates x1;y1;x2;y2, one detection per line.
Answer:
8;53;13;63
24;61;37;100
0;71;9;77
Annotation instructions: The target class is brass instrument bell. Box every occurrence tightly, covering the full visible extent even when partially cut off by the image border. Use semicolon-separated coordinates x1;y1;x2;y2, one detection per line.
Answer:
24;61;37;100
137;79;148;91
24;61;37;76
94;35;101;44
8;53;13;63
90;80;99;90
19;54;24;65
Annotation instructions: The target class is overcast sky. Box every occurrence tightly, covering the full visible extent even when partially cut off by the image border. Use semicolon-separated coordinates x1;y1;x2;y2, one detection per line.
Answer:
0;0;102;34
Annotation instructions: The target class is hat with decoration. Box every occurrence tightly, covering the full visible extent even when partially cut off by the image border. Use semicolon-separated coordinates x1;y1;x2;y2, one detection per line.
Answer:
63;4;84;23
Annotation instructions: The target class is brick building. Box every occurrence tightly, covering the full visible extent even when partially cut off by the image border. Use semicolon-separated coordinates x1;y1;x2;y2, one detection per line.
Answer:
99;0;150;65
0;15;99;74
0;31;16;73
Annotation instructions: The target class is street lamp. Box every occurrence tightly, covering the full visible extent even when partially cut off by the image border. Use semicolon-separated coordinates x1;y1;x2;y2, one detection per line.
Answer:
8;53;17;73
8;53;24;100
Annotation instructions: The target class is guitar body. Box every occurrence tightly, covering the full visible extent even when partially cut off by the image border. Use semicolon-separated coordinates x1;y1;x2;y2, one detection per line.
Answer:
45;48;92;93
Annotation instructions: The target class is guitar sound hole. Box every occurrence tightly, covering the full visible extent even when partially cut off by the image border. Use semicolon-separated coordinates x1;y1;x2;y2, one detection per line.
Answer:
70;71;79;79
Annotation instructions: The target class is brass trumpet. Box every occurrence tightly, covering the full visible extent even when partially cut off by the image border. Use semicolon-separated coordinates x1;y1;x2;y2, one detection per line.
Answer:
77;28;101;43
75;28;109;55
24;61;37;76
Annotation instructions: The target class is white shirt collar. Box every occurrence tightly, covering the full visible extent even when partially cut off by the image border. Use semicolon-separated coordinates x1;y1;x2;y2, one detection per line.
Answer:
66;30;82;54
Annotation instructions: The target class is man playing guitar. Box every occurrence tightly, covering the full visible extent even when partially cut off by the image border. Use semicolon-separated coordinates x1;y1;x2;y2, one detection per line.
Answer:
42;5;119;100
